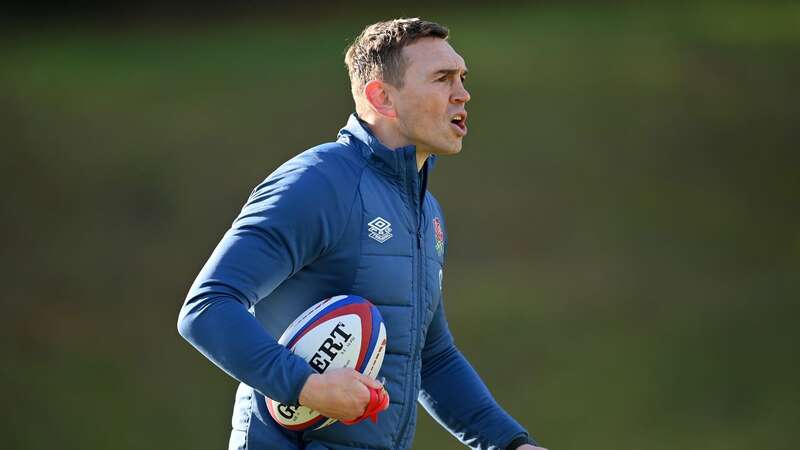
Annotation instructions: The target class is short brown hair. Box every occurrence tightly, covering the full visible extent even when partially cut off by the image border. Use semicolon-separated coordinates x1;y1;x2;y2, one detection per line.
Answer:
344;18;449;96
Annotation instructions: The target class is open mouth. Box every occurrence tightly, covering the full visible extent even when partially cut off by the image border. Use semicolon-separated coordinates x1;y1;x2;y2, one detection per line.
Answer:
450;113;467;135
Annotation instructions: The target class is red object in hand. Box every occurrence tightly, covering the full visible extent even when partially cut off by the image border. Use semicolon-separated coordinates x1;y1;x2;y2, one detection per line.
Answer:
341;385;390;425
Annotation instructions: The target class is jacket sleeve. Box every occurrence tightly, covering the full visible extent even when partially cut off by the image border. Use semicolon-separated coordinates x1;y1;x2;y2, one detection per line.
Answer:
177;159;353;405
419;300;537;450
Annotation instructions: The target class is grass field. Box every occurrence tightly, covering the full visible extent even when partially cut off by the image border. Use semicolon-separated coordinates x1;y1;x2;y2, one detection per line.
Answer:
1;2;799;449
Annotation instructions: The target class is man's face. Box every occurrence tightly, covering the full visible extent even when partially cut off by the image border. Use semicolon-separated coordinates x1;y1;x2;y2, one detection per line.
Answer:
390;38;470;156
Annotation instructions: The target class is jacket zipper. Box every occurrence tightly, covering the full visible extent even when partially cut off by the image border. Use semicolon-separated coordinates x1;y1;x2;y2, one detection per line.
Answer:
396;174;426;449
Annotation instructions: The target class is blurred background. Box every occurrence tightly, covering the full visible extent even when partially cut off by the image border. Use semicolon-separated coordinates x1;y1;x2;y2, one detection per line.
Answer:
2;1;799;449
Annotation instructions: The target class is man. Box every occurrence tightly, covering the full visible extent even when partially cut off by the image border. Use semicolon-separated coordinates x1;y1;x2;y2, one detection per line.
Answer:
178;18;545;450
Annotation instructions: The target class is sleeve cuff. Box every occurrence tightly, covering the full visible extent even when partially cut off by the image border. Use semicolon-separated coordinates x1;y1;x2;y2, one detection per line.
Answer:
506;433;538;450
286;362;316;406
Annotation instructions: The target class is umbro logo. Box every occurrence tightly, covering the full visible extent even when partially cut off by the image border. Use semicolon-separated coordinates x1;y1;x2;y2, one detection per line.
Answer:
367;217;393;243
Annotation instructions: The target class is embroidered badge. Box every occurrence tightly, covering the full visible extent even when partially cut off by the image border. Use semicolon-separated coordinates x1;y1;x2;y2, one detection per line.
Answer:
368;217;393;243
433;217;445;257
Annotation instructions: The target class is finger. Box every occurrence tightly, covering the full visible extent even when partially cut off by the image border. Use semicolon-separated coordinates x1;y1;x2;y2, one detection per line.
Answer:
354;370;382;389
381;388;390;408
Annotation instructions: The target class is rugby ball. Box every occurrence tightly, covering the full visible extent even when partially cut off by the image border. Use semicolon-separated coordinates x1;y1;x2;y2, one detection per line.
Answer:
266;295;387;431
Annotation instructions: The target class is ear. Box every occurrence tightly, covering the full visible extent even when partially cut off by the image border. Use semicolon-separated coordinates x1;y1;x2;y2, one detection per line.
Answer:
363;80;398;118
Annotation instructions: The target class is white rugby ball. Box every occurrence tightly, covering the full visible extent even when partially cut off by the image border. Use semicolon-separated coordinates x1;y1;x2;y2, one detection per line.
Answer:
266;295;387;431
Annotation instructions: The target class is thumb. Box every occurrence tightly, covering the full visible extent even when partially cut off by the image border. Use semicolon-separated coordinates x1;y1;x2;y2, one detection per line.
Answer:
354;371;382;390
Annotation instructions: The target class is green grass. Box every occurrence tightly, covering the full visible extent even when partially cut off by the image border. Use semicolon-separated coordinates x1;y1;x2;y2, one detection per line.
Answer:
2;2;798;449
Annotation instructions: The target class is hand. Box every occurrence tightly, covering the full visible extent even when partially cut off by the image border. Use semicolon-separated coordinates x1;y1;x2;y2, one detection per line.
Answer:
298;368;383;421
516;445;548;450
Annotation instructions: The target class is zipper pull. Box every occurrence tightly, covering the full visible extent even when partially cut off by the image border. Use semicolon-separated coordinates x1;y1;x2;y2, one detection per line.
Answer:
417;232;422;249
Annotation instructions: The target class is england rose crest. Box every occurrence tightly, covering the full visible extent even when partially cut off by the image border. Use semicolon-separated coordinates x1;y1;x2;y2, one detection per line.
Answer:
433;217;445;257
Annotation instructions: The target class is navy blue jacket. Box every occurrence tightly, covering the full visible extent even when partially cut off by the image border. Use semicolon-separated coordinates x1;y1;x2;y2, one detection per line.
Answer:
178;114;535;449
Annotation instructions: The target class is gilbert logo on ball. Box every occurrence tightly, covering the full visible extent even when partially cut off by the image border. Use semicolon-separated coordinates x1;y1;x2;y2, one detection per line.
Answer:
266;295;387;431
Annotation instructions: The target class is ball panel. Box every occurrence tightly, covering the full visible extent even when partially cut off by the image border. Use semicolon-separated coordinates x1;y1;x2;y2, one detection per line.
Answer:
316;417;338;430
358;304;384;373
292;314;362;373
280;295;363;348
266;295;387;431
279;296;342;343
266;399;324;430
363;323;387;380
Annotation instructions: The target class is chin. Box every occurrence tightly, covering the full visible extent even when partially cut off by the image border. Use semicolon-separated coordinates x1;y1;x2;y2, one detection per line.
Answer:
447;141;464;154
430;146;461;157
420;137;463;156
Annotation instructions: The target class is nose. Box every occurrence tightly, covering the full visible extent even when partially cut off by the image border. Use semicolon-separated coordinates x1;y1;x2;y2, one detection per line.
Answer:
452;80;471;104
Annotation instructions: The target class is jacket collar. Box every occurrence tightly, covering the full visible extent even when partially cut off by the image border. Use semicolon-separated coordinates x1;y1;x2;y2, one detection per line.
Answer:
338;113;437;178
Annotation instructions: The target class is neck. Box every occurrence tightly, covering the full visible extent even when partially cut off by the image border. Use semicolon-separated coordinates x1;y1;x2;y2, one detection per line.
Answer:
360;114;428;172
415;151;430;172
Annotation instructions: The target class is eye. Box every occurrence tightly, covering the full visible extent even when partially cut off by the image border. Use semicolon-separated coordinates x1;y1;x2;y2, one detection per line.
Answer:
436;75;449;82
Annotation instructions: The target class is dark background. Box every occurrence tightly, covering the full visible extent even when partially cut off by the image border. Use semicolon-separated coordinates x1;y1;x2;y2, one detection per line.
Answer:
2;2;799;449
